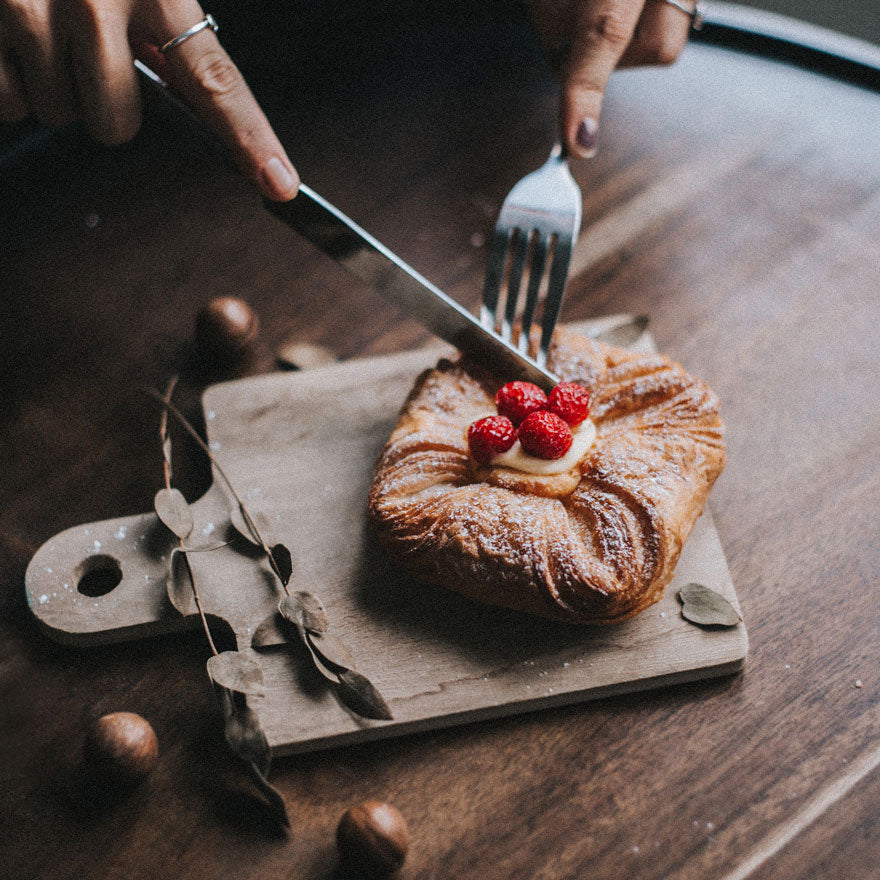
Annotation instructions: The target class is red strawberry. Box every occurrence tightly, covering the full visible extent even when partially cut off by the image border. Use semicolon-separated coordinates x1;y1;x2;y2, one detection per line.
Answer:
518;410;573;460
548;382;590;426
467;415;517;464
494;381;548;426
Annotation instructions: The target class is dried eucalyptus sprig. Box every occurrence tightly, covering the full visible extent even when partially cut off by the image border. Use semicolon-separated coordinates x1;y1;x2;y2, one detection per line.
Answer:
148;388;294;592
150;387;393;722
157;378;217;655
256;591;393;721
154;378;288;827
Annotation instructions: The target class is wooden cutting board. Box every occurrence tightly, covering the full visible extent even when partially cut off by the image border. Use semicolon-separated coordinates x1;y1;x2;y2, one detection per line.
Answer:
25;318;747;756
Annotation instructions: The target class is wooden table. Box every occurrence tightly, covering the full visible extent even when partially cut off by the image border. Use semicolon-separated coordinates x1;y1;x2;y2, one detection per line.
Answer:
2;3;878;878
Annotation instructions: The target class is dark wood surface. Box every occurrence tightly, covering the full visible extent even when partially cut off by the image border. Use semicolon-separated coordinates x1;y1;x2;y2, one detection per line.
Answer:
1;4;878;879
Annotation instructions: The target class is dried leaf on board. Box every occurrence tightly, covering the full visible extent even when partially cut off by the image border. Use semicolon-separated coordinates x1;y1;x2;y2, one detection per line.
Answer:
207;651;266;697
336;670;393;720
165;548;198;616
270;543;293;587
307;631;355;673
678;582;742;627
277;592;329;634
229;505;272;546
275;340;337;371
251;611;288;649
302;637;341;684
154;487;194;540
293;591;330;634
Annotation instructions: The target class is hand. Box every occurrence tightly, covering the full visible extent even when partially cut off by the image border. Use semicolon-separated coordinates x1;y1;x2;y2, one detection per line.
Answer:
0;0;299;200
528;0;695;158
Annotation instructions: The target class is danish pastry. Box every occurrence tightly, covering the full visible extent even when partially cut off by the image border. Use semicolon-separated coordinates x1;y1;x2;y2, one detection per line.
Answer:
368;327;726;624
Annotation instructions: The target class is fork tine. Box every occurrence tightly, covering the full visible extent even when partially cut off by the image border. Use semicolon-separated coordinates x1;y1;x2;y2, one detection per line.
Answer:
517;233;548;355
480;226;512;330
501;229;529;342
536;236;573;367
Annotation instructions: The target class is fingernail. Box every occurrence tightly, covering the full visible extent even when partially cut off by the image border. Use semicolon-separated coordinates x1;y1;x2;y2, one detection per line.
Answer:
575;118;598;158
261;156;298;200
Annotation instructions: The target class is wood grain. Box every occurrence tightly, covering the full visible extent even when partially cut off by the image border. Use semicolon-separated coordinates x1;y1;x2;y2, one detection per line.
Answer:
1;4;878;879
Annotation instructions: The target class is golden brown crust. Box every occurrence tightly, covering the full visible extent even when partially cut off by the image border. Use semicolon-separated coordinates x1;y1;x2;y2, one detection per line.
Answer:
367;328;726;624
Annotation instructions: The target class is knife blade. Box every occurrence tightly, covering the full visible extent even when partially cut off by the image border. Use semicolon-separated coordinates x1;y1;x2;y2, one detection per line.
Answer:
266;186;560;390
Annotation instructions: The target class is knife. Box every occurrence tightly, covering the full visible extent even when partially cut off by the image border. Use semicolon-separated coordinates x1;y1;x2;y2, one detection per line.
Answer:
134;60;559;388
266;186;560;389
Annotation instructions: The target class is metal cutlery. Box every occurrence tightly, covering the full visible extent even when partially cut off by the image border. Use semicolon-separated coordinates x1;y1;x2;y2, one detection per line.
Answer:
480;144;582;368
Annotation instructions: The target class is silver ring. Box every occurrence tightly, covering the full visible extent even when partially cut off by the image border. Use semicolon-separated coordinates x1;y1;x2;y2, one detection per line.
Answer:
659;0;705;31
159;14;219;54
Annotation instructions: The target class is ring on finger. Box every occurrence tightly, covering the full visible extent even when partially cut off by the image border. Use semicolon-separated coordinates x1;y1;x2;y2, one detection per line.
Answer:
656;0;705;31
159;14;219;54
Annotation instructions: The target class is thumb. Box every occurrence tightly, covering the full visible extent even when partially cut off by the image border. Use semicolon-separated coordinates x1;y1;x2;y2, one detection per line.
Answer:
561;0;644;158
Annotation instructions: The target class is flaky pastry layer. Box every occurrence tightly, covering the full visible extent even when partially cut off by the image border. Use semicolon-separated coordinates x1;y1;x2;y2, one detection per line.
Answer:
367;328;726;624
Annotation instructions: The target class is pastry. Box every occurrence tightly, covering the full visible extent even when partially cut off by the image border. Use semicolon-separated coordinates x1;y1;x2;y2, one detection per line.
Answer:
368;327;726;624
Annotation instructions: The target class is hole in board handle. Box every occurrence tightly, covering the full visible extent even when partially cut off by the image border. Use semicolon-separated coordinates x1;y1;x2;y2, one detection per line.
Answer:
77;555;123;597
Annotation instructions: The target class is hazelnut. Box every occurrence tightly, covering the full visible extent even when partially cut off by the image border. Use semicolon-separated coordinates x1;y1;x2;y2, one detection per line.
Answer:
83;712;158;782
336;800;409;876
195;296;259;357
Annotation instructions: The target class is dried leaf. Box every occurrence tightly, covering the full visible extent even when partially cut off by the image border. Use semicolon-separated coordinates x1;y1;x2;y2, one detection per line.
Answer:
302;638;341;684
277;595;301;626
294;591;330;633
165;548;198;616
591;314;650;348
275;340;337;371
336;670;393;720
207;651;266;697
219;690;289;827
270;543;293;587
162;436;173;469
154;487;194;540
246;761;290;828
307;631;355;673
223;703;271;777
277;592;329;634
272;599;337;680
229;505;271;546
678;582;742;627
251;611;288;649
159;376;177;472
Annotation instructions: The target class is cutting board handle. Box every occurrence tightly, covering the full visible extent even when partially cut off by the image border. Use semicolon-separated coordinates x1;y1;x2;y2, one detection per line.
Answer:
25;511;191;645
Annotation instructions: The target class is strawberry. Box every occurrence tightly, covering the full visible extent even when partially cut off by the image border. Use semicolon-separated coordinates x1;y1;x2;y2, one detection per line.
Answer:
494;381;548;426
517;411;573;460
467;415;517;464
548;382;590;426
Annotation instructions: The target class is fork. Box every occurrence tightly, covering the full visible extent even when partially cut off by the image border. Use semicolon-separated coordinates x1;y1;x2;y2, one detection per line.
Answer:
480;144;582;368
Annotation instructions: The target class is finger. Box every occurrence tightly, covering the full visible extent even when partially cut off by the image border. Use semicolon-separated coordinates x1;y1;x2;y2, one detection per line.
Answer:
1;0;76;125
0;47;27;122
149;4;299;201
66;4;141;144
618;0;691;68
561;0;645;159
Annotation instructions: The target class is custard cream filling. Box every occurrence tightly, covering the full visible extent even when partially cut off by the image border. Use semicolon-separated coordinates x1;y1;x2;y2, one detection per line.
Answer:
489;419;596;475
